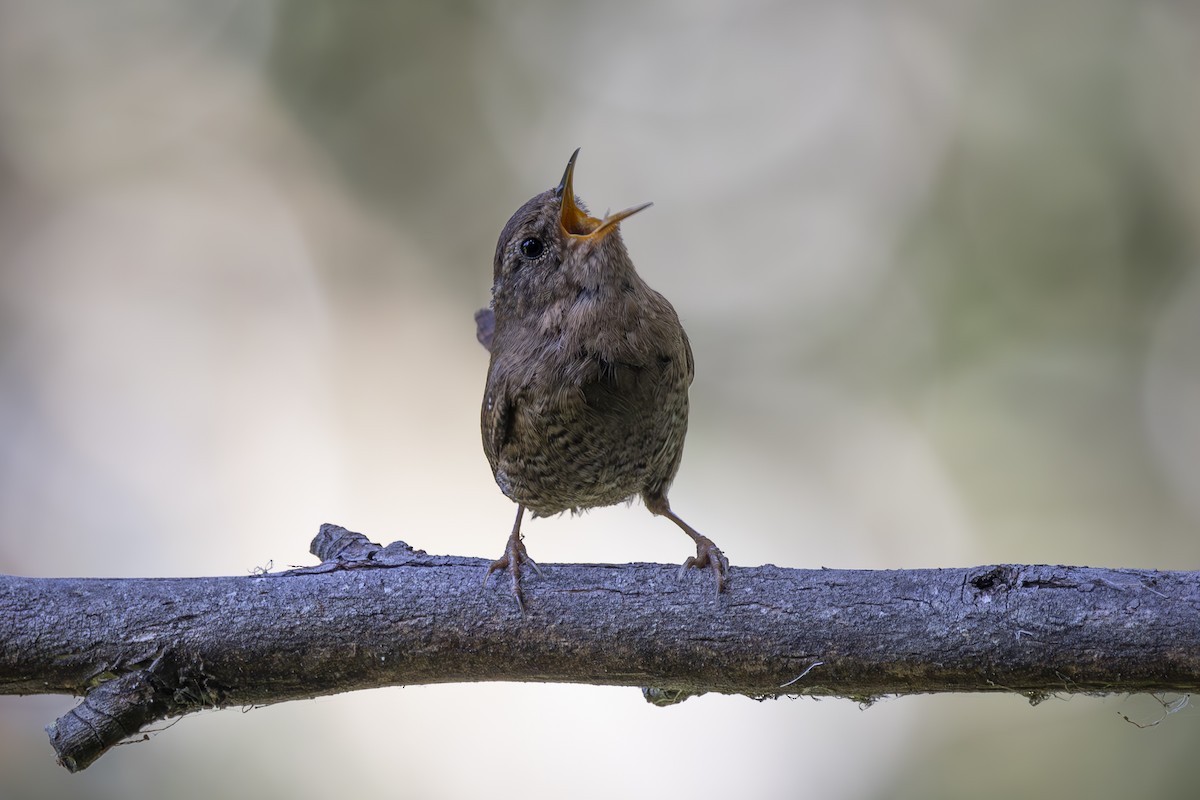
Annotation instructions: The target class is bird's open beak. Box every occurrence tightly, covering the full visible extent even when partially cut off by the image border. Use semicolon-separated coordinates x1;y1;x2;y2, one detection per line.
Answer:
556;148;652;240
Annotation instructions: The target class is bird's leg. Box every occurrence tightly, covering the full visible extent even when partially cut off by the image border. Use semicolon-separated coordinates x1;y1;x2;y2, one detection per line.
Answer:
669;511;729;592
644;494;729;592
483;504;542;611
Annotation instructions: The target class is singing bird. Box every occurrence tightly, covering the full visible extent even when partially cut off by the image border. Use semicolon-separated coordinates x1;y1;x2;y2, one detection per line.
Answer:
476;150;727;608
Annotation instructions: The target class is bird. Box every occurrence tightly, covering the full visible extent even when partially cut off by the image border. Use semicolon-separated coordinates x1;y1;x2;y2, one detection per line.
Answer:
476;149;727;609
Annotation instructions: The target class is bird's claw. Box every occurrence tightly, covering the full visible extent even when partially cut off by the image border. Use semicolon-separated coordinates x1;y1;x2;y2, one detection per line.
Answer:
484;534;541;611
678;535;729;592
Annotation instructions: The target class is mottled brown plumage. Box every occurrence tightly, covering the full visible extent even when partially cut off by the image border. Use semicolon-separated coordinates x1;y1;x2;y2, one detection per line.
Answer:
477;150;727;609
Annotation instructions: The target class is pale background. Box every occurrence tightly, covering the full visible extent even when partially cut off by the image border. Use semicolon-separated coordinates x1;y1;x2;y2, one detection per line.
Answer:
2;2;1199;798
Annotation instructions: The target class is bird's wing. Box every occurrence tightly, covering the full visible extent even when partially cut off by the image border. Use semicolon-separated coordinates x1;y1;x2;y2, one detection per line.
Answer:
482;387;515;464
681;327;695;386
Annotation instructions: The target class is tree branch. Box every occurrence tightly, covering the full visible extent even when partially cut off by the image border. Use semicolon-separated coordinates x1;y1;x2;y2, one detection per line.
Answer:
2;524;1198;771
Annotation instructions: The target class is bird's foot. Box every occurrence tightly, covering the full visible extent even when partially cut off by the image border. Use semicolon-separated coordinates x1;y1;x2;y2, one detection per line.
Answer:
678;535;729;593
483;533;542;611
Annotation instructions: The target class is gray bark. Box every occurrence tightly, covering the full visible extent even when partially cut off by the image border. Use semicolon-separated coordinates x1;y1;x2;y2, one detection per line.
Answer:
1;524;1198;772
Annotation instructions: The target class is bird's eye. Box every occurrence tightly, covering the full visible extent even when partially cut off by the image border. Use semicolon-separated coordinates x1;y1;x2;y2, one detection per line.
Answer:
519;238;544;259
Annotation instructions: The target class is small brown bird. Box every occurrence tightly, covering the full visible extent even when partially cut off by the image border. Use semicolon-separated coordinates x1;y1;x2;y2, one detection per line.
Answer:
476;150;728;608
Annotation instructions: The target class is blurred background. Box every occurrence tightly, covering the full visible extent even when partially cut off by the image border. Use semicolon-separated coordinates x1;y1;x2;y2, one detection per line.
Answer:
2;1;1198;797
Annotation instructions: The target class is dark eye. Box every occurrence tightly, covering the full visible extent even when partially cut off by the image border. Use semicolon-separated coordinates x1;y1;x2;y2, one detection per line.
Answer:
519;238;544;259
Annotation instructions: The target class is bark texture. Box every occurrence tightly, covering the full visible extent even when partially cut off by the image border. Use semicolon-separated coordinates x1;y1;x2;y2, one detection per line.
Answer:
2;524;1198;771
